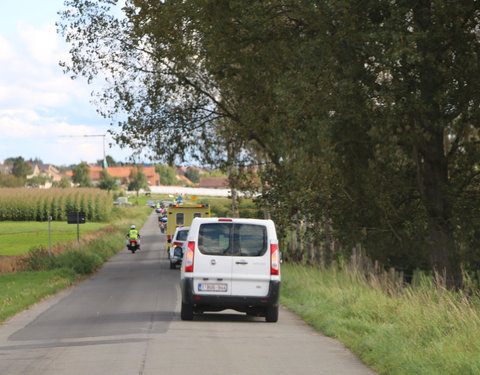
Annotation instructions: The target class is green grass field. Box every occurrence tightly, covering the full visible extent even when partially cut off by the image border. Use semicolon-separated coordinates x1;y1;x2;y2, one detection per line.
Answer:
0;221;106;256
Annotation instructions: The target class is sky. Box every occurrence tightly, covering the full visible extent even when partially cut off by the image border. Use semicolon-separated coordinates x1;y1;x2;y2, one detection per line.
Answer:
0;0;137;166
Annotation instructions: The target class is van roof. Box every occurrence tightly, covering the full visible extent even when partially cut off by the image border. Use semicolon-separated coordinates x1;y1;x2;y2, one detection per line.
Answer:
192;217;274;224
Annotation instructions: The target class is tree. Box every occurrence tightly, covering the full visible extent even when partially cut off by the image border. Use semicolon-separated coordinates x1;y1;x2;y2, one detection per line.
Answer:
59;0;480;288
128;167;149;198
98;169;117;192
11;157;32;179
96;155;117;167
155;165;178;186
53;177;72;188
72;162;93;187
184;167;200;184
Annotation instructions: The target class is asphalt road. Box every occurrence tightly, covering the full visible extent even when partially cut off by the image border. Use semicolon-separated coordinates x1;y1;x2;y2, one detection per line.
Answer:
0;212;377;375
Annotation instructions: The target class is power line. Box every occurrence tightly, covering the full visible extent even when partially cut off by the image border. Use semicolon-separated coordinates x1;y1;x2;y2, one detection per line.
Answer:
59;134;107;167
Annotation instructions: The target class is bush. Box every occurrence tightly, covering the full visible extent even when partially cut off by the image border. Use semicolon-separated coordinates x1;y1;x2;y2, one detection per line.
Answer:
58;251;102;275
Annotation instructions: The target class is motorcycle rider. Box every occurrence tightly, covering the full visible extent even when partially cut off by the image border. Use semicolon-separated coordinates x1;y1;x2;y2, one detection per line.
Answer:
126;224;140;249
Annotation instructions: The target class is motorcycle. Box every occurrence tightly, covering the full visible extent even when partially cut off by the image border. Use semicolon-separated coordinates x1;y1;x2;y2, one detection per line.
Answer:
169;245;183;269
127;238;140;253
158;215;167;233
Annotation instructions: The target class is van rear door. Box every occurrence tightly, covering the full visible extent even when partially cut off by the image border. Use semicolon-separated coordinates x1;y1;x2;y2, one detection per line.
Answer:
193;222;233;296
231;223;270;297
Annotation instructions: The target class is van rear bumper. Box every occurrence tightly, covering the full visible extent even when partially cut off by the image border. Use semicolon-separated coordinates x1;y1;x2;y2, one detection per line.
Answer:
181;278;280;311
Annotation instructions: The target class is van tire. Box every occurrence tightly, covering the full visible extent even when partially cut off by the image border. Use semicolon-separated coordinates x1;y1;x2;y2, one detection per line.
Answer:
181;302;194;320
265;305;278;322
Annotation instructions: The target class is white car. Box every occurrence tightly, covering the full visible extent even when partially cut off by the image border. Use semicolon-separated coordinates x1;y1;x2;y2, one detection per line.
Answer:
169;226;189;269
180;218;281;322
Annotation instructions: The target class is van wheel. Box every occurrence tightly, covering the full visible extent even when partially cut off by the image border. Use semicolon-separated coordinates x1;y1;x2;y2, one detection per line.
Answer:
181;302;194;321
265;305;278;322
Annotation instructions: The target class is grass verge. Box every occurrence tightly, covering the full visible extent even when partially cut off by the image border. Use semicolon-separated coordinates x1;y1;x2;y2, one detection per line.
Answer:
0;206;151;324
280;263;480;375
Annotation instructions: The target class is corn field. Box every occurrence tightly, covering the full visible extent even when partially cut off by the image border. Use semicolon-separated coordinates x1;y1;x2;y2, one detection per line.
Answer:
0;188;112;222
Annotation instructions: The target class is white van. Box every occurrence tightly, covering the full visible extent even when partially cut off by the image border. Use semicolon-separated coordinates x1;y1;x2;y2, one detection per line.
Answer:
169;226;189;269
180;217;281;322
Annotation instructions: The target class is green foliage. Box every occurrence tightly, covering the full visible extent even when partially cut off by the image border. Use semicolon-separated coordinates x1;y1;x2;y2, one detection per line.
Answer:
184;167;200;183
58;0;480;285
11;156;32;178
72;162;93;187
98;168;117;192
128;166;149;196
199;169;228;178
155;165;178;185
0;173;24;187
200;197;262;219
53;177;72;188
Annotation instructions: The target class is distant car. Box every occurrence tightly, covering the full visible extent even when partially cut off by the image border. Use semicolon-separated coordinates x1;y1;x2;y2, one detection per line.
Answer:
146;200;156;208
113;197;132;207
170;226;189;269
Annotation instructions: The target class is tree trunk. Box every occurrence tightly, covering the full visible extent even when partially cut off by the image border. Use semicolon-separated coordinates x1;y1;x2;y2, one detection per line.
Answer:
323;217;333;268
305;215;314;264
230;184;238;218
415;139;462;289
412;2;462;289
314;220;323;266
295;214;303;262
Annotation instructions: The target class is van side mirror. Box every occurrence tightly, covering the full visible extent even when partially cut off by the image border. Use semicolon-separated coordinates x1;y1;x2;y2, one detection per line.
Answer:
167;239;172;244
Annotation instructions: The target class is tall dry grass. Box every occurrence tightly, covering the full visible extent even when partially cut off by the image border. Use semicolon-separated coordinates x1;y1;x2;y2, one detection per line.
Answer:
281;263;480;374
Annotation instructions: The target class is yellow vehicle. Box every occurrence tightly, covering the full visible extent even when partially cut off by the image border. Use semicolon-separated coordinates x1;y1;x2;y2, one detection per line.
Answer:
166;203;211;253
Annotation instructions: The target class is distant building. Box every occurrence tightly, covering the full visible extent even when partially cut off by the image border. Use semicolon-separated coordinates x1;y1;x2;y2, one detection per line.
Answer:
0;163;12;175
27;164;69;188
198;177;229;189
89;166;161;186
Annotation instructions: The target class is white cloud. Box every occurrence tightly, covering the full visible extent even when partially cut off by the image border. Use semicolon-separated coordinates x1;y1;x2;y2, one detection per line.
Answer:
0;34;16;61
0;23;83;110
17;21;60;66
0;7;135;166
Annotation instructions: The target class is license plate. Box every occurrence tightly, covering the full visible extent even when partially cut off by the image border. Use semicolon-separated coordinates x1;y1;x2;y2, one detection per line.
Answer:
198;283;228;292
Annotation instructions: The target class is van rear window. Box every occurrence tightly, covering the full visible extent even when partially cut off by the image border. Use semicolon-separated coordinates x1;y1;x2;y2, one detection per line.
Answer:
176;230;189;241
198;223;267;256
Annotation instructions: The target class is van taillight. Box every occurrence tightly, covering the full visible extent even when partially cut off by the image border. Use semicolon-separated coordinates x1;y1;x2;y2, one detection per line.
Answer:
185;241;195;273
271;244;280;275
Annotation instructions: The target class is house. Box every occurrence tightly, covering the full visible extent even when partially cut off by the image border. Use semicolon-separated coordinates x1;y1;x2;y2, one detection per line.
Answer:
27;164;68;188
198;177;230;189
89;166;161;186
0;163;12;175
